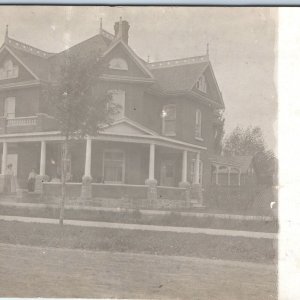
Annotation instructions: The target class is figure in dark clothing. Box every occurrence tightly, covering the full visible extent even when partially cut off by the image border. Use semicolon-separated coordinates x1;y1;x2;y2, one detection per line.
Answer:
27;168;36;192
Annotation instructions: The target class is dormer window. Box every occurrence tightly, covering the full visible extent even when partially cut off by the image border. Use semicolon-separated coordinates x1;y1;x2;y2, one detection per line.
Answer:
196;75;207;93
109;58;128;70
0;60;19;80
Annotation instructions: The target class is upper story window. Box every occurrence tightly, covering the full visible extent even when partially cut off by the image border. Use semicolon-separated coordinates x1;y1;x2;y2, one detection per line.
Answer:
196;75;207;93
162;104;176;136
0;60;19;80
109;58;128;71
107;90;125;121
4;97;16;119
195;109;202;140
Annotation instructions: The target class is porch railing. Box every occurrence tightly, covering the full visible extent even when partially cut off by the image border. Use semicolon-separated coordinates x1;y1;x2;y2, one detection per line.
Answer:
6;116;37;127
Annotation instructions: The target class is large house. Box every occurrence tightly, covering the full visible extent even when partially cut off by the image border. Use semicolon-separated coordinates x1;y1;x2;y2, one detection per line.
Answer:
0;19;232;206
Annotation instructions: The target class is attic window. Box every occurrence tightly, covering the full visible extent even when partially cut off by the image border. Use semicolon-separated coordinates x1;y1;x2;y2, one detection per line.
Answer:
0;60;19;80
196;75;207;93
109;58;128;70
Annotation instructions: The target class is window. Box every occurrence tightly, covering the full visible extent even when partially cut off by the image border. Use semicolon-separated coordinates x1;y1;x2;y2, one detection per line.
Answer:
196;75;207;93
162;104;176;136
195;109;202;139
4;97;16;119
190;159;203;185
107;90;125;121
0;60;19;80
109;58;128;70
103;150;125;183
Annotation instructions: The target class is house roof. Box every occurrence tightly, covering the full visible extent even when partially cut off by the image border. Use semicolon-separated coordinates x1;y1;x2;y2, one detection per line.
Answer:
149;57;209;92
0;27;222;108
210;155;253;173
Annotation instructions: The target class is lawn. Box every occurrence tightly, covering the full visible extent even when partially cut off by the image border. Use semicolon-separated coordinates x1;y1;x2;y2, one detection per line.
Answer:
0;220;276;263
0;205;278;233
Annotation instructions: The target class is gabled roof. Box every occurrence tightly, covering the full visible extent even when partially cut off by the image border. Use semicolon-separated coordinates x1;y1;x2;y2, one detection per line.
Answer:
210;155;253;173
150;59;209;91
101;117;159;136
101;38;154;79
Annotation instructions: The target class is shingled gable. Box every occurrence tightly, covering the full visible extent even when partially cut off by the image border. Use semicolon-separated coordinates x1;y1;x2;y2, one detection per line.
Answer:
101;117;159;136
101;38;154;79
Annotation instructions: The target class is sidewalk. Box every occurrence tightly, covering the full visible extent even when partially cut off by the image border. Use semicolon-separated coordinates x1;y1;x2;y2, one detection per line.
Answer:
0;214;277;239
0;200;273;221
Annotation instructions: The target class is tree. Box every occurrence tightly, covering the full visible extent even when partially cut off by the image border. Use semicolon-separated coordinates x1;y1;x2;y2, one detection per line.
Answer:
213;109;225;155
46;51;115;225
223;125;277;185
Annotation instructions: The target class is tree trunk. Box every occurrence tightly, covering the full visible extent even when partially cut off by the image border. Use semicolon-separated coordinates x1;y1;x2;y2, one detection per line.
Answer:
59;137;68;226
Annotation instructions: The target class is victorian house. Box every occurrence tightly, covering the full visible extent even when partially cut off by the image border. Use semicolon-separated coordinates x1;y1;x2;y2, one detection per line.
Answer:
0;19;230;206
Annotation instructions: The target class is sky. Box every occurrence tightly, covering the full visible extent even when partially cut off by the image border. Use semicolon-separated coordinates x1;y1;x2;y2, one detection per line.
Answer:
0;6;277;150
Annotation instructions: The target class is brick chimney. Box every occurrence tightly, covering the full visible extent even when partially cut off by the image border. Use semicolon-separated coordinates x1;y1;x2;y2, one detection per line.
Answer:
114;17;130;44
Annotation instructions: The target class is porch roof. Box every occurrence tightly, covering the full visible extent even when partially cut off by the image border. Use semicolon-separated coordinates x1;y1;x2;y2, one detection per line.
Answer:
0;130;206;153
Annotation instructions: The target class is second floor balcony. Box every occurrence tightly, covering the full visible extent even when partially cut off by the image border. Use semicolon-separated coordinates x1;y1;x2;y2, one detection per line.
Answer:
0;113;58;135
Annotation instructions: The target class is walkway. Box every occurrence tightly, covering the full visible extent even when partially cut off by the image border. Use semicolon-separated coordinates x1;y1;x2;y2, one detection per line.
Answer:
0;201;273;221
0;215;277;239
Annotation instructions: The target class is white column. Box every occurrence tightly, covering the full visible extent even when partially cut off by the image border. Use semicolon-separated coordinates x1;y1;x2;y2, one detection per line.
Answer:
238;169;241;186
194;152;200;184
215;165;219;185
84;137;92;178
228;167;231;186
181;150;188;183
148;143;155;180
40;141;46;176
1;141;7;175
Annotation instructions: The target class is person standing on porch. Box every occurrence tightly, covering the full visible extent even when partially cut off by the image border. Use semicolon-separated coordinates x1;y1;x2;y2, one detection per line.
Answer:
27;168;37;192
5;164;16;193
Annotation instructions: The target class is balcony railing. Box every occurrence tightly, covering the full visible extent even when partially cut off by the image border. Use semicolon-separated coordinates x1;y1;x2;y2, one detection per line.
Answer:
6;116;37;127
0;113;58;134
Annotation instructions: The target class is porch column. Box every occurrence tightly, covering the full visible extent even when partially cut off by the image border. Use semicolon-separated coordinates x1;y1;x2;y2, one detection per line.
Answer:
35;140;47;193
238;169;241;186
1;141;7;175
228;167;231;186
148;143;156;181
84;137;92;178
191;151;203;207
145;143;157;206
0;141;7;193
40;140;46;176
181;150;188;184
81;137;92;200
193;152;200;184
215;165;219;185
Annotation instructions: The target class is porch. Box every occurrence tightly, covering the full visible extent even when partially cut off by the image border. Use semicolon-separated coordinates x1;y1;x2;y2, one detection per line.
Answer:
0;133;206;208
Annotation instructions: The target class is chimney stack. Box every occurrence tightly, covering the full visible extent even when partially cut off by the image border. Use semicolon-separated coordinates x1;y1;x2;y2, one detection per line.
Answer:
114;17;130;44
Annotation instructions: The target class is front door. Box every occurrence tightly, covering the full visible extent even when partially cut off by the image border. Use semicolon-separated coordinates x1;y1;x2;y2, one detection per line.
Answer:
160;159;175;187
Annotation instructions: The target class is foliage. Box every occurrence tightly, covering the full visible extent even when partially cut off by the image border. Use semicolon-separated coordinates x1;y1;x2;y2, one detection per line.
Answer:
223;126;277;184
46;50;117;225
213;109;225;155
47;51;115;139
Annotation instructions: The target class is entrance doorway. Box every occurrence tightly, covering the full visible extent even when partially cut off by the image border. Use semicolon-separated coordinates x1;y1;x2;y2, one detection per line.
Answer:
160;159;175;186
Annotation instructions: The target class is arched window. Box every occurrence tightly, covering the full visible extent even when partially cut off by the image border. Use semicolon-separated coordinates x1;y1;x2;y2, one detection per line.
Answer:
109;58;128;70
0;60;19;80
196;75;207;93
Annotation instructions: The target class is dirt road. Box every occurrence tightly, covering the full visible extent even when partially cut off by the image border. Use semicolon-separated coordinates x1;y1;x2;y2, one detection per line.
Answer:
0;243;276;299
